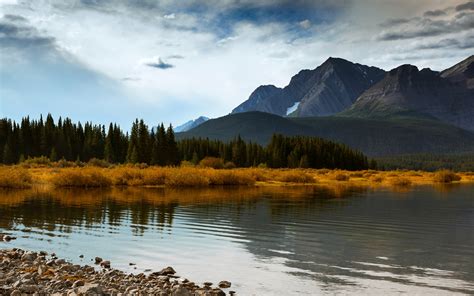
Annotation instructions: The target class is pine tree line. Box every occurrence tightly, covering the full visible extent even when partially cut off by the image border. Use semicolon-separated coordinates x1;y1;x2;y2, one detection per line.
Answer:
0;115;371;170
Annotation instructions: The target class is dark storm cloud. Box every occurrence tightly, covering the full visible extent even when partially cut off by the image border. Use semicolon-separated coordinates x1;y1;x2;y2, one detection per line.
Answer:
380;18;413;28
416;35;474;50
423;10;447;17
0;16;56;49
456;1;474;11
145;58;174;69
3;14;28;22
378;11;474;41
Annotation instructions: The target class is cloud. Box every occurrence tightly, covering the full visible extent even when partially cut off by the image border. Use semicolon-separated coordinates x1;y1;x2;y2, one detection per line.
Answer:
415;34;474;50
298;19;311;29
121;77;141;82
380;18;413;28
423;10;447;17
3;14;27;22
163;13;176;19
0;15;56;49
143;57;174;69
456;1;474;11
378;11;474;40
166;54;184;59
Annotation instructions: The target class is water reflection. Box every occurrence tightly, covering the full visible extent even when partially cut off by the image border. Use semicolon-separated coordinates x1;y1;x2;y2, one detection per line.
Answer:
0;185;473;295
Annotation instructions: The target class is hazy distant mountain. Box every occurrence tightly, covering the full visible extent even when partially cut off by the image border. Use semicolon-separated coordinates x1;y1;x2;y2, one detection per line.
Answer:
344;60;474;131
174;116;209;132
440;55;474;89
178;111;474;156
232;57;385;117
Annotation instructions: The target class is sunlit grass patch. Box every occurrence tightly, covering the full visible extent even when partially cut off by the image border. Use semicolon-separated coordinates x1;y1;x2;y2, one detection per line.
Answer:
164;169;210;187
0;167;33;188
388;177;412;187
333;173;350;181
274;171;315;183
432;170;461;183
51;168;112;188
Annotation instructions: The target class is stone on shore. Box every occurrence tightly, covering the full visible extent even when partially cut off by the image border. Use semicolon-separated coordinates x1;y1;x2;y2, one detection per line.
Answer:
219;281;232;288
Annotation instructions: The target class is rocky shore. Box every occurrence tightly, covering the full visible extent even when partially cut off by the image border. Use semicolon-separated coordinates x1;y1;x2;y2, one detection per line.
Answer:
0;248;234;295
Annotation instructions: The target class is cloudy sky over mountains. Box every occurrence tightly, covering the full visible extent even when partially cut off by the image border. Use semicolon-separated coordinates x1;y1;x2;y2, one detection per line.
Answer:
1;0;473;127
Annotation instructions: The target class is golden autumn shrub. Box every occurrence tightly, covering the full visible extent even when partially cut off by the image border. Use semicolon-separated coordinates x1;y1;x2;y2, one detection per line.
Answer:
0;167;33;188
433;170;461;183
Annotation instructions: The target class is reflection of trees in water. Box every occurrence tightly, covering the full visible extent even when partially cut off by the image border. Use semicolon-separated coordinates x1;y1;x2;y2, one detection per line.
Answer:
0;186;362;235
0;189;178;234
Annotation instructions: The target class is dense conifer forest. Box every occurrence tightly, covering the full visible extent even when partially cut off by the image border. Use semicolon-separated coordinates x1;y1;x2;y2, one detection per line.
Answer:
0;115;370;170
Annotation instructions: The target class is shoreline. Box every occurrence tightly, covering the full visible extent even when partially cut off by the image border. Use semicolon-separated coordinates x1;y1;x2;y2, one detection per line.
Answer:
1;166;473;190
0;248;233;295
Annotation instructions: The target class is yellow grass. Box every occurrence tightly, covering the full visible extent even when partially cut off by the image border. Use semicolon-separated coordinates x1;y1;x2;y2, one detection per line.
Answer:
0;167;33;188
432;170;462;183
51;168;112;188
0;165;473;189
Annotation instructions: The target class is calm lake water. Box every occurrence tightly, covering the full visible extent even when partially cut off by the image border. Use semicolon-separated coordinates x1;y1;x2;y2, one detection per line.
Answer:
0;185;473;295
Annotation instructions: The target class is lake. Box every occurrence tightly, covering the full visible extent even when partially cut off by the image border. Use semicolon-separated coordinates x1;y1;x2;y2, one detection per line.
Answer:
0;185;473;295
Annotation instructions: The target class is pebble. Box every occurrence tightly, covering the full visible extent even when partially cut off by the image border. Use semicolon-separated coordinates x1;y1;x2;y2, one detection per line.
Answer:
0;248;235;295
100;260;111;268
219;280;232;288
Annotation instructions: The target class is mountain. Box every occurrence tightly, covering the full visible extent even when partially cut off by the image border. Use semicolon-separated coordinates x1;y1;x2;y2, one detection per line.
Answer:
440;55;474;89
232;57;385;117
232;85;281;113
177;112;314;142
174;116;209;132
344;62;474;131
177;111;474;156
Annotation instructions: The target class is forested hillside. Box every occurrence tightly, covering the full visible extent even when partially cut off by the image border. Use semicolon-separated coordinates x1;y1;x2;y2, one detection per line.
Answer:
0;115;370;170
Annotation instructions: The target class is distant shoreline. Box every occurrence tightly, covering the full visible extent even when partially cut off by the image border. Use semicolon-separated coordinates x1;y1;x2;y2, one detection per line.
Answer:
0;165;473;190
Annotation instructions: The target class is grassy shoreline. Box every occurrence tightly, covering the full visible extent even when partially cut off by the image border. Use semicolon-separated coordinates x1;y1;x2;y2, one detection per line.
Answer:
0;165;473;190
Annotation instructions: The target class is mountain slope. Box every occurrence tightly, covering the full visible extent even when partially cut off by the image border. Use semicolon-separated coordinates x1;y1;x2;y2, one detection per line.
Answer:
440;55;474;89
177;112;315;143
344;64;474;131
175;116;209;132
293;58;386;116
232;57;385;117
178;112;474;156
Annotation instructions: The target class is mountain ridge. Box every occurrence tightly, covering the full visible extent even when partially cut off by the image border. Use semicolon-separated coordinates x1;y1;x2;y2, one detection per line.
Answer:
232;57;385;117
344;60;474;131
174;116;209;132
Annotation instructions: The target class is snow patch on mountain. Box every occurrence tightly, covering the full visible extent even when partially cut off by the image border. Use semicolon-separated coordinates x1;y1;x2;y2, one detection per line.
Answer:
286;102;300;116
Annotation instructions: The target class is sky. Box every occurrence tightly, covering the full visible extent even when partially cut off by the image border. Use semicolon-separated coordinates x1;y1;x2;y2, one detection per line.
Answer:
0;0;473;128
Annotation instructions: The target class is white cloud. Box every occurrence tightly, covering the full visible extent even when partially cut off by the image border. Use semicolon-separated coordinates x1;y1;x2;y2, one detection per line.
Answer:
299;19;311;29
163;13;175;19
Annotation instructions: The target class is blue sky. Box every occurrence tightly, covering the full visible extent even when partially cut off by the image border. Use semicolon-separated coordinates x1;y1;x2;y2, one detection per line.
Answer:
0;0;473;128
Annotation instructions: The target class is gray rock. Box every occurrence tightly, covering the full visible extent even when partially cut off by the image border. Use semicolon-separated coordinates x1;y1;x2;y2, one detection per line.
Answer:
72;280;85;288
100;260;110;269
78;283;104;295
218;281;231;288
155;266;176;276
171;285;192;296
22;252;37;262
